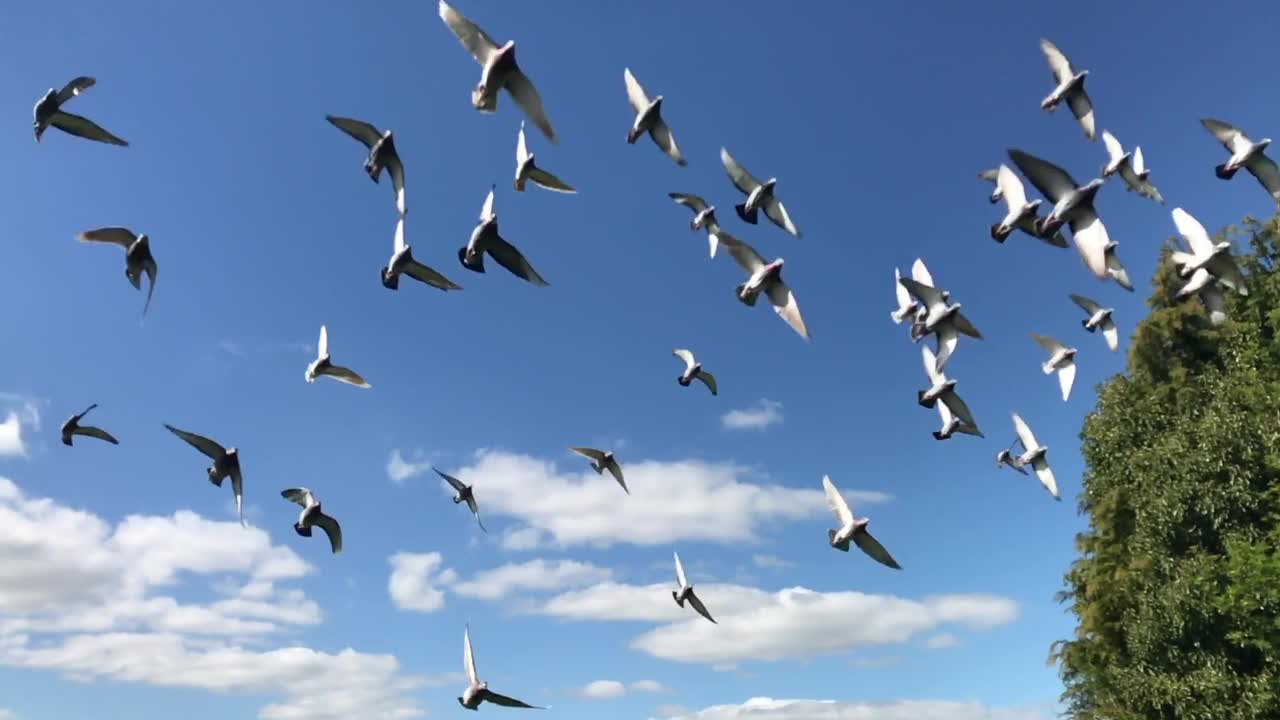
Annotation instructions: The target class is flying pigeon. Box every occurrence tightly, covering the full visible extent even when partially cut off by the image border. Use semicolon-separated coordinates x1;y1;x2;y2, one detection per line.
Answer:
33;76;128;146
325;115;407;216
281;488;343;554
60;404;118;446
1011;413;1061;501
720;147;800;237
163;424;246;525
75;227;158;317
671;550;716;624
822;474;901;569
458;185;550;286
1029;333;1078;402
382;214;462;292
438;0;557;143
305;325;371;389
458;624;546;711
672;349;717;396
918;345;982;439
718;233;810;341
624;68;686;166
897;275;982;373
1100;130;1164;204
1168;207;1248;295
570;447;628;494
435;467;487;533
1007;148;1113;283
514;122;575;193
1069;294;1119;352
990;164;1068;247
669;192;723;258
996;442;1029;475
1039;39;1095;140
1200;118;1280;206
898;258;943;331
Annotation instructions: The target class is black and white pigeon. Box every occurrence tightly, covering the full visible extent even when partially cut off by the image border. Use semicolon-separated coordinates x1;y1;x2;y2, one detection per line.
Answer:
325;114;407;216
75;227;158;317
458;185;549;286
33;76;128;146
281;488;343;554
1201;118;1280;206
60;404;118;446
719;147;800;237
435;467;487;532
163;424;246;526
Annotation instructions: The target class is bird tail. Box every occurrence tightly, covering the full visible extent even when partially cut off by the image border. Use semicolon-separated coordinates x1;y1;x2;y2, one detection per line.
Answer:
380;267;400;290
990;223;1009;243
828;529;851;551
735;203;758;224
457;247;486;273
1215;163;1239;180
916;389;936;409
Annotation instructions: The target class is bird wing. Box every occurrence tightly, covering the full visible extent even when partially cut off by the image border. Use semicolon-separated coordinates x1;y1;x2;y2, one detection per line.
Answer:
438;0;501;66
1104;244;1133;291
893;268;912;318
1066;90;1095;140
484;232;550;286
1201;118;1247;154
763;197;800;237
822;474;854;527
898;277;943;309
686;589;717;624
910;257;936;287
404;260;463;291
1007;148;1077;202
385;153;407;216
650;118;687;167
1039;38;1074;85
56;76;96;104
325;115;382;148
527;166;577;193
1200;283;1229;325
317;325;328;359
393;215;408;254
312;511;343;554
940;389;980;432
920;344;944;386
1067;208;1110;279
978;167;999;183
505;68;557;144
695;370;718;396
1033;459;1061;500
604;459;628;493
766;281;810;341
74;425;119;445
281;487;314;508
570;446;607;462
623;67;651;114
996;164;1027;211
1030;332;1066;355
1058;360;1076;402
516;122;530;164
1101;317;1119;352
936;394;955;427
853;528;902;570
719;147;762;195
434;467;468;493
163;424;226;460
673;550;688;587
1069;293;1102;315
463;624;479;684
719;233;767;276
669;192;708;213
49;111;128;146
953;311;982;340
468;499;487;533
74;403;99;421
1101;131;1125;164
480;690;542;709
231;466;245;527
76;227;136;248
479;185;496;222
1245;153;1280;203
934;324;958;372
1172;207;1216;257
672;348;696;370
141;258;158;317
1133;146;1146;175
1012;413;1039;450
323;364;371;388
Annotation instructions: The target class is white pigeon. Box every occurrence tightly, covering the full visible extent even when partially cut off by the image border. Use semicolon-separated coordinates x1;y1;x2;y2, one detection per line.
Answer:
1175;267;1230;326
897;275;982;373
989;164;1065;247
720;147;801;237
304;325;371;388
1030;333;1078;402
669;192;723;258
458;624;545;710
1169;207;1248;296
1100;130;1164;204
918;345;983;440
438;0;557;143
1008;148;1112;283
672;349;717;395
1069;294;1119;352
822;475;901;569
718;233;810;341
1201;118;1280;205
382;214;462;292
624;68;686;167
513;122;575;193
1039;39;1095;140
281;487;343;554
1011;413;1061;501
671;551;716;623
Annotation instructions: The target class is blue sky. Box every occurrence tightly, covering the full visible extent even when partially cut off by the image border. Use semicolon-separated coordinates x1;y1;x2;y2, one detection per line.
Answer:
2;1;1278;719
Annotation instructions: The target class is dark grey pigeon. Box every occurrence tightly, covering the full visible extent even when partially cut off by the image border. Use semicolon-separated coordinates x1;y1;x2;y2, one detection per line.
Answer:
33;77;128;146
326;115;407;216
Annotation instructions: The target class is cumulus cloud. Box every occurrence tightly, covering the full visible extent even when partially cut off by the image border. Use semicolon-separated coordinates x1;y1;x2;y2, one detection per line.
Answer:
437;449;888;548
0;476;427;720
720;399;783;431
386;449;431;485
531;579;1016;666
387;552;456;613
449;558;613;600
655;697;1048;720
576;679;670;699
0;395;41;459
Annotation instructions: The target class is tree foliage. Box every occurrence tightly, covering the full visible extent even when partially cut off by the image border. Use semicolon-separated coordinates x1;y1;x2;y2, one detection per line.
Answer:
1051;215;1280;720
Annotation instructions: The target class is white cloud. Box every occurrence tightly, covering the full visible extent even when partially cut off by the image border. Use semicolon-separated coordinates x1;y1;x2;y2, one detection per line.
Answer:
500;526;548;551
631;679;670;693
751;554;794;570
925;632;961;649
532;580;1017;666
721;399;783;431
0;476;428;719
449;558;613;600
387;552;456;613
0;709;15;720
656;697;1048;720
655;705;691;719
438;449;889;548
0;395;41;459
576;678;670;700
386;449;431;485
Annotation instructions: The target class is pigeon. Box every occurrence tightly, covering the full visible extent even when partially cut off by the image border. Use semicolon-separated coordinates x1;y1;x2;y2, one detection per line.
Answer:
623;68;686;166
458;624;545;711
1069;294;1119;352
1008;148;1112;281
325;115;407;216
822;475;901;569
1177;268;1230;326
978;168;1003;204
671;551;716;624
900;258;944;333
458;185;550;286
435;467;487;533
1168;207;1248;295
719;147;801;237
897;275;982;373
59;404;118;446
1100;130;1164;204
1030;333;1078;402
672;349;717;395
1200;118;1280;205
438;0;557;143
304;325;371;389
1039;39;1095;140
990;164;1067;247
718;233;810;341
1011;413;1060;501
75;227;158;317
33;77;128;146
281;488;342;554
382;214;462;292
996;442;1029;475
668;193;723;258
570;447;628;494
513;122;574;193
163;424;246;525
918;345;982;439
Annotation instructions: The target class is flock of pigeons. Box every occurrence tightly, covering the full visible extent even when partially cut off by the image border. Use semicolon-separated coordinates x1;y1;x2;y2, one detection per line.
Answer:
30;9;1280;712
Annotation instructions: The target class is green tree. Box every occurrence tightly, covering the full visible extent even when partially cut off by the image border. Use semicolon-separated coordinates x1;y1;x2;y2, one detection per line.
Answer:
1050;215;1280;720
